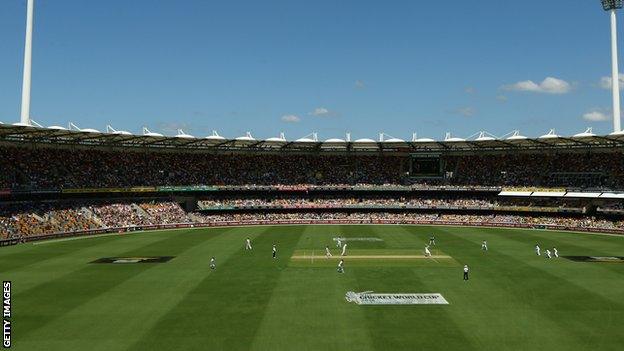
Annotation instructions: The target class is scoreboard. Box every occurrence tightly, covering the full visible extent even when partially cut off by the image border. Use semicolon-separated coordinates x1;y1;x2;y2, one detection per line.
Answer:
409;154;442;177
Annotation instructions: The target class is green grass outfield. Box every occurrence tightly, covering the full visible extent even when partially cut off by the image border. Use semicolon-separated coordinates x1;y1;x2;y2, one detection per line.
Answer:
1;224;624;351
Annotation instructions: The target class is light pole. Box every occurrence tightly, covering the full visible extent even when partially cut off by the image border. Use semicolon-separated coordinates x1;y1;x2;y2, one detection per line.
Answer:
602;0;623;132
20;0;35;126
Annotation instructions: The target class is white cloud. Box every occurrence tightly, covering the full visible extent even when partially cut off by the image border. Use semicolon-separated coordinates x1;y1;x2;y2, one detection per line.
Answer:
496;95;508;102
281;114;301;123
158;122;194;133
456;107;476;117
503;77;571;94
354;80;366;89
309;107;330;116
582;110;610;122
599;74;624;90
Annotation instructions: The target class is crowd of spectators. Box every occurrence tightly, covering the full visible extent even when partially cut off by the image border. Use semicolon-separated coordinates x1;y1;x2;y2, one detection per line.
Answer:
139;202;191;224
193;212;624;230
0;201;189;239
437;214;623;230
0;147;405;189
1;198;623;240
199;196;496;209
2;145;624;190
196;194;595;211
448;153;624;188
0;203;100;239
90;203;153;227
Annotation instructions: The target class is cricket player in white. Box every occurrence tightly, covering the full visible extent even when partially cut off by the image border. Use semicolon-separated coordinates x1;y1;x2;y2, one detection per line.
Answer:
341;243;347;256
535;244;541;256
336;238;342;248
245;237;252;250
325;245;332;258
424;245;431;257
546;249;552;259
210;257;216;270
553;247;559;258
272;244;277;259
481;240;488;251
337;259;344;273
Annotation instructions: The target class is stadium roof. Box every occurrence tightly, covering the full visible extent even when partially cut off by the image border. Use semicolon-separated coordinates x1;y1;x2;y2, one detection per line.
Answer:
2;124;624;153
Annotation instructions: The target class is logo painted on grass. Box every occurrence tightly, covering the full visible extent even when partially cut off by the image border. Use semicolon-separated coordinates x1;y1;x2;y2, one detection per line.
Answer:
345;291;449;305
91;256;174;264
333;237;384;242
564;256;624;263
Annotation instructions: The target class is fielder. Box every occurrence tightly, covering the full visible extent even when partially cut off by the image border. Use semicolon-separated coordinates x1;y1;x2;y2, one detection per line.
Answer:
210;256;216;270
481;240;488;251
325;245;332;258
337;259;345;273
546;249;552;259
424;245;432;257
336;237;342;248
535;244;541;256
429;235;436;246
553;247;559;258
463;265;469;281
245;237;252;250
341;243;347;256
272;244;277;259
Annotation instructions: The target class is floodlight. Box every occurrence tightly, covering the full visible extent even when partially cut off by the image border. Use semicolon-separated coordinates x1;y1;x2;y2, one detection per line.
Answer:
602;0;623;11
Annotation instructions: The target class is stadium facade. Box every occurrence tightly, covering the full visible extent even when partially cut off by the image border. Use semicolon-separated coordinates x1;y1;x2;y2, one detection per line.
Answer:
2;124;624;153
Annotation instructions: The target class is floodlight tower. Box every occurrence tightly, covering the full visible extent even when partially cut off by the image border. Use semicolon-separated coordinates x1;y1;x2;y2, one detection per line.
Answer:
602;0;623;132
20;0;35;126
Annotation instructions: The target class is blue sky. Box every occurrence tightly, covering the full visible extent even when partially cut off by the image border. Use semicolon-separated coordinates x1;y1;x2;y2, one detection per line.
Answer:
0;0;622;139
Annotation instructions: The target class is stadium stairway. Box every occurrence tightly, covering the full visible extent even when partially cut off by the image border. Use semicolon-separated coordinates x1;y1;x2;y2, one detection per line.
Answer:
131;203;152;221
82;207;105;227
31;213;44;222
187;213;205;224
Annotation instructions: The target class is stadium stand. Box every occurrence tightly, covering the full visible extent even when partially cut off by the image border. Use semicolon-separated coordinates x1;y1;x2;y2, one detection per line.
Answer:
1;195;622;241
1;128;623;243
1;145;624;189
